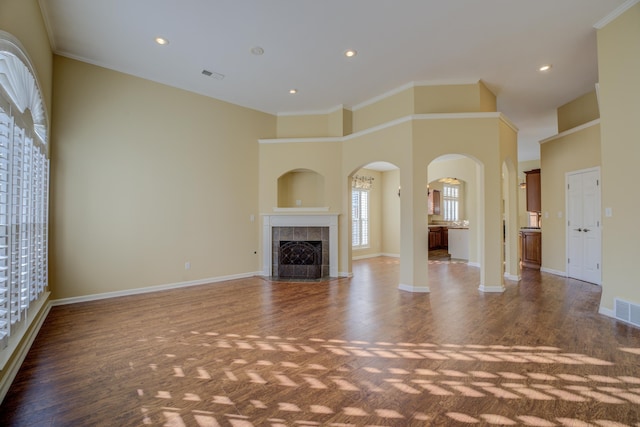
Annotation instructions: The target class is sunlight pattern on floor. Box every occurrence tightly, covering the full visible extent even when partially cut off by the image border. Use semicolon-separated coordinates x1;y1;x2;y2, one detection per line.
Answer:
135;331;640;426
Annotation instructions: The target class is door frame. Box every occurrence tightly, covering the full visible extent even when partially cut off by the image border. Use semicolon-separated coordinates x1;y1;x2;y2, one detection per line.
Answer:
565;166;601;285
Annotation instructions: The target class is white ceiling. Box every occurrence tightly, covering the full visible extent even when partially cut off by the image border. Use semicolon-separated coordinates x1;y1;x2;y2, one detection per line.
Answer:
38;0;627;162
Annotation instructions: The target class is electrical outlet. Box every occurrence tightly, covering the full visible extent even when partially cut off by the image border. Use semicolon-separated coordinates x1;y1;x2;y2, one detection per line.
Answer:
185;261;191;270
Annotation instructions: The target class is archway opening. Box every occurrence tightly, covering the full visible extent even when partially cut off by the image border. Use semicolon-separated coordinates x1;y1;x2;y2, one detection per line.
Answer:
348;161;399;262
427;154;481;266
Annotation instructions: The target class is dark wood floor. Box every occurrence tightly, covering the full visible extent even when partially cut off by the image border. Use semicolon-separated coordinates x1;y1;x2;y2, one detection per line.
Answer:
1;257;639;426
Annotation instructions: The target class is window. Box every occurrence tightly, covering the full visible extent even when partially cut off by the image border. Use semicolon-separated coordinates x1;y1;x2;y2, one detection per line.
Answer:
442;184;459;222
352;189;369;248
0;41;49;354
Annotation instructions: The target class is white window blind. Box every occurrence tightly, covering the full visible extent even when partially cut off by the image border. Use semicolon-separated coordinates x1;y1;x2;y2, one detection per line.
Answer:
0;107;48;342
352;189;369;248
442;184;459;222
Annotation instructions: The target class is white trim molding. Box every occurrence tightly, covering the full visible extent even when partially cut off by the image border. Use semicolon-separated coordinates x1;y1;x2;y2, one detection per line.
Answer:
398;283;430;293
352;79;480;111
51;272;260;306
598;305;616;318
594;0;640;29
539;119;600;145
260;112;518;145
478;284;506;293
504;272;521;282
540;267;567;277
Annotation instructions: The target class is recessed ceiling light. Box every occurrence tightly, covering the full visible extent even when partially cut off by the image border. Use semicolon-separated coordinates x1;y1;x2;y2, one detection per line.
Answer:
155;37;169;46
251;46;264;55
344;49;357;58
289;89;298;94
539;64;552;72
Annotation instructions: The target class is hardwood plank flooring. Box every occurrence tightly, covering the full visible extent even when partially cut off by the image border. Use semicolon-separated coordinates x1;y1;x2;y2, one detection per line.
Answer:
1;257;639;426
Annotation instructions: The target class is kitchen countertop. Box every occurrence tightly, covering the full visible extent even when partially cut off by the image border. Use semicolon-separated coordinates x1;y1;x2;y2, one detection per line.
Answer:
520;227;541;232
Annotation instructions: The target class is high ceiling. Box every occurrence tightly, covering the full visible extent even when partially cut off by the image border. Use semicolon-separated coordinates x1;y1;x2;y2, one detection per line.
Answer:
38;0;627;161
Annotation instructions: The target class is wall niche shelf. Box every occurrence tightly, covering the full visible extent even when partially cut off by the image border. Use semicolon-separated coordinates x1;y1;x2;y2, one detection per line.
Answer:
272;207;330;213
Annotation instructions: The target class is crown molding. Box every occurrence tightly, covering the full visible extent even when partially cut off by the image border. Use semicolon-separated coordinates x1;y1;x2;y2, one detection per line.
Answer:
594;0;639;29
37;0;58;52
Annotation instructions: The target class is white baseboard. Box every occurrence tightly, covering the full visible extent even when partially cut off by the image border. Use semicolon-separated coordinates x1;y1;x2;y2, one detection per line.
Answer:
478;284;505;293
504;273;521;281
51;271;262;306
339;271;353;278
381;253;400;258
540;267;567;277
468;262;480;268
599;306;615;318
352;252;382;261
398;283;430;293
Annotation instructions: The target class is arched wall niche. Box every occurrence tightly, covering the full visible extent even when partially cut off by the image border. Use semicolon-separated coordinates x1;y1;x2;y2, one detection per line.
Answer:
0;31;48;147
277;168;325;208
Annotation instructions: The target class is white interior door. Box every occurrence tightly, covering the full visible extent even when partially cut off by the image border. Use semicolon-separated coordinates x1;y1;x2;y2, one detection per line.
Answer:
566;168;601;284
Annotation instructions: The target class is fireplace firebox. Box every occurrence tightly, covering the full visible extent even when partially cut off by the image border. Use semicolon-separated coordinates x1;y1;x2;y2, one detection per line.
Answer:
278;240;322;279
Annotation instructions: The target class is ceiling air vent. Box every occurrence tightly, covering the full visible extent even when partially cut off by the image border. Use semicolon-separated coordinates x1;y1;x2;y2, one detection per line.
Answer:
201;69;225;80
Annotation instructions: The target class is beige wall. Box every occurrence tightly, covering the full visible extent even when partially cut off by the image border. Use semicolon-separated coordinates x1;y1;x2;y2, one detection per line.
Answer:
277;114;328;138
381;169;400;256
479;81;498;113
540;123;601;273
51;56;276;299
352;88;414;133
414;82;496;114
352;82;496;134
597;3;640;310
328;108;352;137
557;90;600;133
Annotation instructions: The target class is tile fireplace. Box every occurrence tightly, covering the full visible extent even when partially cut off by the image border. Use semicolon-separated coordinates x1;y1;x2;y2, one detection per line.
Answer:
262;214;338;278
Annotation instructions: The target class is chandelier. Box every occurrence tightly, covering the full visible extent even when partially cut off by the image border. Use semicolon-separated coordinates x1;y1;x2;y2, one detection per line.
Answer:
438;177;461;185
352;175;374;190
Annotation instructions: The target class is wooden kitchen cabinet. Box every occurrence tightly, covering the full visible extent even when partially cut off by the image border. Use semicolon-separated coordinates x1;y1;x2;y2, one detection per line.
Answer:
428;189;440;215
520;230;541;269
429;227;441;250
525;169;541;212
428;226;448;250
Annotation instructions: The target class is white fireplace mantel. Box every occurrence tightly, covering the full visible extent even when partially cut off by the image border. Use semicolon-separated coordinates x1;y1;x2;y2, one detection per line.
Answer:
262;213;339;278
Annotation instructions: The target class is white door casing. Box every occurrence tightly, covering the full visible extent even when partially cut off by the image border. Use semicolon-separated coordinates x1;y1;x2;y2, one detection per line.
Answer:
566;168;601;285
